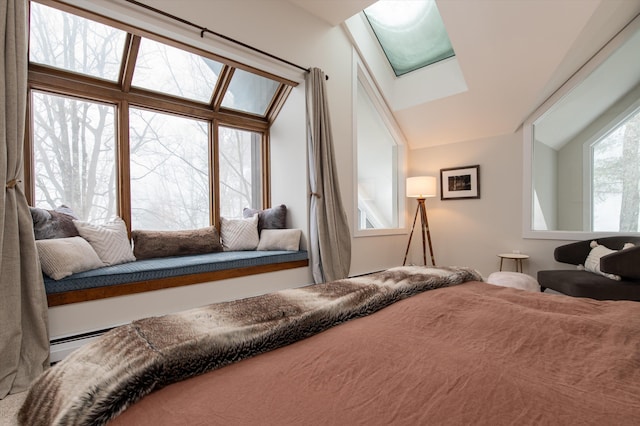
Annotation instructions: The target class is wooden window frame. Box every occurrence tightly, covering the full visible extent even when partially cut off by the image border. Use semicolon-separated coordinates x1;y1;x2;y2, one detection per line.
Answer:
26;0;305;305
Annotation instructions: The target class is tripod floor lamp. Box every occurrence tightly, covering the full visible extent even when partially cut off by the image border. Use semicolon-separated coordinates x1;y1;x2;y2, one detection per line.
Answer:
403;176;436;266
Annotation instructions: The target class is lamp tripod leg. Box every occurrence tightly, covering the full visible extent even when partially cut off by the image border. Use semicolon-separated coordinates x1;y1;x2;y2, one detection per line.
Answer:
419;200;427;266
404;199;436;267
419;200;436;266
402;203;421;266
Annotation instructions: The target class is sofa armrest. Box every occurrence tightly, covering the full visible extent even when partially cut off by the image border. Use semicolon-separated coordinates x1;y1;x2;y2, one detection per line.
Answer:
553;240;593;266
600;245;640;280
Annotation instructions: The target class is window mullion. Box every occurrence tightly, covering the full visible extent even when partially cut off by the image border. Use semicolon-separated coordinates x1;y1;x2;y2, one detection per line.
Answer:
24;91;35;204
261;132;270;208
211;66;234;111
118;100;132;233
120;34;141;93
211;119;220;228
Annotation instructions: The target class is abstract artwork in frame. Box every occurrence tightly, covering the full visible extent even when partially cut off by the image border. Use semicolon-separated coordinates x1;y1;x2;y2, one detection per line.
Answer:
440;165;480;200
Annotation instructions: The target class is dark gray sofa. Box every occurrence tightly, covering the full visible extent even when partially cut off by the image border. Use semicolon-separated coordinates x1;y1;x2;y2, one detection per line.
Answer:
538;236;640;301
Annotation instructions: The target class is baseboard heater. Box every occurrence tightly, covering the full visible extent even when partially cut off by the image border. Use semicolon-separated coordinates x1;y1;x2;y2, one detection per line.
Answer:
49;327;116;364
48;274;383;364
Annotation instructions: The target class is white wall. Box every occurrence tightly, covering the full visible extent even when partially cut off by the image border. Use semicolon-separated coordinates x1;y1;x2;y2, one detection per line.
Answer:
407;131;575;279
47;0;407;338
533;140;558;230
557;134;584;231
270;83;308;246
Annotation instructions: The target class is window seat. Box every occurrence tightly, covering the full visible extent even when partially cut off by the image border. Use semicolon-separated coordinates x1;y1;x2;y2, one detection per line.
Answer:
45;250;309;306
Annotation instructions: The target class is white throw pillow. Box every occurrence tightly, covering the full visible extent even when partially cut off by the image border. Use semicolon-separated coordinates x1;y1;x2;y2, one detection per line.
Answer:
257;229;301;251
220;215;259;251
578;240;635;281
73;217;136;266
36;237;105;280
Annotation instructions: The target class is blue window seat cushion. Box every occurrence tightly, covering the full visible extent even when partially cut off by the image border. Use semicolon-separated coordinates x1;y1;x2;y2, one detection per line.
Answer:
44;250;308;294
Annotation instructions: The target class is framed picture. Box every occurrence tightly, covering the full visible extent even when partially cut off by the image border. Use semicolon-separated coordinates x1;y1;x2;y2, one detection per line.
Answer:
440;165;480;200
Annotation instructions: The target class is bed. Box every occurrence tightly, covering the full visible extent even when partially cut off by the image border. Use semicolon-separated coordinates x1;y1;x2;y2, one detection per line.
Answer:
18;266;640;425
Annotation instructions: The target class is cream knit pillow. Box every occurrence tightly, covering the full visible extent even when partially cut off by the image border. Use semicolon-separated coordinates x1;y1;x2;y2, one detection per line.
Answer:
36;237;105;280
257;229;301;251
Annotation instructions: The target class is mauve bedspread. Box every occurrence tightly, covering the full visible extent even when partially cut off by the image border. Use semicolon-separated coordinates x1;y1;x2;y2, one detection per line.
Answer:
110;282;640;426
20;266;481;425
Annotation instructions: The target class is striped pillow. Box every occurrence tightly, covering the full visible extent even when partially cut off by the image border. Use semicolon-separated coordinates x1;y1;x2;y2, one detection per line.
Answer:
74;217;136;266
220;214;259;251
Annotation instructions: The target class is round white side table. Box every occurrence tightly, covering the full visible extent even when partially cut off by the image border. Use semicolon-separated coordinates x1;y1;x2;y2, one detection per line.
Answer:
497;253;529;273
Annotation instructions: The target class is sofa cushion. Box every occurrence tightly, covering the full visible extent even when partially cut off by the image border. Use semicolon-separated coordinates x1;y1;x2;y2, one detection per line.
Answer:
554;236;640;265
538;270;640;301
600;245;640;280
43;250;308;294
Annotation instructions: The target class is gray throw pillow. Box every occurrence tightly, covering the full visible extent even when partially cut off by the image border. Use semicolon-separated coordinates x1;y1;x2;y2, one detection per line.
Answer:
30;205;80;240
243;204;287;234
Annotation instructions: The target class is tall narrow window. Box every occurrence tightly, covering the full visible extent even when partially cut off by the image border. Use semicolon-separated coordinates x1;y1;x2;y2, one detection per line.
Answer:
32;91;117;222
218;127;262;218
356;78;400;231
129;109;210;230
591;108;640;231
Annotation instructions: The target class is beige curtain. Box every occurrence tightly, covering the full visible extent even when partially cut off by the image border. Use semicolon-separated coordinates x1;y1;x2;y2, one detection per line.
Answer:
306;68;351;283
0;0;49;398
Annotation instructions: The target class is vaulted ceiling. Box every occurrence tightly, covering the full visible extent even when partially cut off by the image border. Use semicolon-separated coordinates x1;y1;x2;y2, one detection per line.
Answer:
288;0;640;149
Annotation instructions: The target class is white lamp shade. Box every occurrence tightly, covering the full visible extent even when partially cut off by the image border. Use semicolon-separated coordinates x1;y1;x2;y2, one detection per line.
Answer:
406;176;437;198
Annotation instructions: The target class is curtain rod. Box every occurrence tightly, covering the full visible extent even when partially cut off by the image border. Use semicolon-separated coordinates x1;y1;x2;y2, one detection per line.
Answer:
123;0;328;80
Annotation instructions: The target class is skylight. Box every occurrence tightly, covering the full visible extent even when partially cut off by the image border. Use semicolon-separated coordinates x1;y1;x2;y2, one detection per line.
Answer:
363;0;454;77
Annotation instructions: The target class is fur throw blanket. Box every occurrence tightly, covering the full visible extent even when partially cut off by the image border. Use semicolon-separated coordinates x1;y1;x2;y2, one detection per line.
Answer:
19;266;481;425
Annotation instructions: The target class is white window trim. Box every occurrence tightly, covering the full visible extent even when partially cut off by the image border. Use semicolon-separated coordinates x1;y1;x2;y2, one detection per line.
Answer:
352;49;407;237
583;100;640;231
522;15;640;240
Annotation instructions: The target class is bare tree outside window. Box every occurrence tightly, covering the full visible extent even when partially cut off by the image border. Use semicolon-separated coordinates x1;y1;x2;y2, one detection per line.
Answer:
592;108;640;231
29;2;125;81
28;2;275;232
32;92;117;222
129;108;209;230
30;2;122;221
131;38;222;103
218;127;261;218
